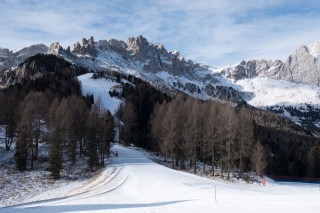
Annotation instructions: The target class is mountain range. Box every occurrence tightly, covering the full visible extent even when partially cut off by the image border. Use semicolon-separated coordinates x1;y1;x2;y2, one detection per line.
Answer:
1;35;320;133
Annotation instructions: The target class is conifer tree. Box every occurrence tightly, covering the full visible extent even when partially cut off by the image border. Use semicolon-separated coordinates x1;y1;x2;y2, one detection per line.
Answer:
86;106;99;171
102;110;115;158
311;144;320;177
49;127;62;179
14;125;28;171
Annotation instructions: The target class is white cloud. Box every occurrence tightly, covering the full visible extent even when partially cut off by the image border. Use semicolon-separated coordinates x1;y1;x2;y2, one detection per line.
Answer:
1;0;320;67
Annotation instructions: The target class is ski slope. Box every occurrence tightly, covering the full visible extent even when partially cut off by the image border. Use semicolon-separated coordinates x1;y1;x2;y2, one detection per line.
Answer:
1;144;319;213
77;73;121;114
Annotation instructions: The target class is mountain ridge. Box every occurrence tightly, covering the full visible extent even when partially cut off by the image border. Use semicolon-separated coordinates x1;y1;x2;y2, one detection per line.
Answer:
221;40;320;84
1;35;320;132
0;44;48;71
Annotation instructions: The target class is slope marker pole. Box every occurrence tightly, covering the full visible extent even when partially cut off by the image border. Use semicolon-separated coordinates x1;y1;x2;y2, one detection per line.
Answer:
214;184;217;203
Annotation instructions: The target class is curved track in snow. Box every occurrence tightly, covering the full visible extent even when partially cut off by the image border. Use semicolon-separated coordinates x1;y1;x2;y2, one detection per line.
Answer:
1;144;320;213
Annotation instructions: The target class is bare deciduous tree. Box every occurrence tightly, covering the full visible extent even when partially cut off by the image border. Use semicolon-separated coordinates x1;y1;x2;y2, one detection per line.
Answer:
251;141;267;176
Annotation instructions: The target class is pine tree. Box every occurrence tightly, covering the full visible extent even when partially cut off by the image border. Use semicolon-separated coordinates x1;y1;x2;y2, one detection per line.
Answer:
151;102;167;159
49;127;62;179
311;144;320;177
121;102;138;146
14;125;28;171
102;110;115;158
86;106;99;171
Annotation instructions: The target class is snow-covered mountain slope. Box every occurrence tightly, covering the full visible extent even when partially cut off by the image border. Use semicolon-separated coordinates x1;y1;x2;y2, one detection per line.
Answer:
0;44;48;71
1;144;319;213
2;35;320;131
233;77;320;107
77;73;122;114
46;36;320;128
48;36;247;104
232;77;320;127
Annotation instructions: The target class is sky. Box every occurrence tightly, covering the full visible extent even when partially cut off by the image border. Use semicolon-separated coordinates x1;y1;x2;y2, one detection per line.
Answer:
1;0;320;67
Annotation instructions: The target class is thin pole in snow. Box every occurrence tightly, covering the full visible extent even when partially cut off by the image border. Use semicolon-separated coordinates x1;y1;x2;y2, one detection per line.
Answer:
214;184;217;203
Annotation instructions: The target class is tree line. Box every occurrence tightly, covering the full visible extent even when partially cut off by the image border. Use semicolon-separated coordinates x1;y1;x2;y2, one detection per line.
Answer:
150;98;266;178
11;92;115;179
1;54;320;180
118;82;320;178
0;55;115;179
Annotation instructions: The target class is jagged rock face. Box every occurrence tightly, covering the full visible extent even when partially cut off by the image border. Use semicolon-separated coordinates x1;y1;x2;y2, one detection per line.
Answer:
125;36;208;81
14;44;48;62
279;46;319;83
0;48;15;71
64;36;97;57
108;39;127;52
221;59;284;81
222;41;320;84
0;44;48;71
45;35;247;103
49;42;64;54
49;35;215;82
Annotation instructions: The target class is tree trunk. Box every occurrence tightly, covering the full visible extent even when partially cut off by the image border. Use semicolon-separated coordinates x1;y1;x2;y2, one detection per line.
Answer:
194;153;197;174
175;156;179;167
30;143;34;170
5;124;9;151
212;151;215;177
34;116;40;160
172;155;174;169
79;137;83;157
203;158;206;171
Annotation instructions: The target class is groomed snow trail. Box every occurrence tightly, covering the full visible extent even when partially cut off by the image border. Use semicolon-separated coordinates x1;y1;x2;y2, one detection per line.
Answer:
1;144;320;213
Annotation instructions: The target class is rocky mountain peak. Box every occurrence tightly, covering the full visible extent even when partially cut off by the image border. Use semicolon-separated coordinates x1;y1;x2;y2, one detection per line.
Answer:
108;39;127;52
222;39;320;84
0;48;13;57
127;35;149;51
65;36;97;56
0;44;48;71
49;42;63;54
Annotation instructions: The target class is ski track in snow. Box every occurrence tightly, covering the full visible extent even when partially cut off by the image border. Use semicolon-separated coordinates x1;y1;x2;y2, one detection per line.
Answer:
1;144;319;213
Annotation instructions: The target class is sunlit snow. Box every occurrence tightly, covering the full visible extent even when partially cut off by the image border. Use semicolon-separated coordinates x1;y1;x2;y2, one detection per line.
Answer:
233;77;320;107
77;73;121;114
1;144;319;213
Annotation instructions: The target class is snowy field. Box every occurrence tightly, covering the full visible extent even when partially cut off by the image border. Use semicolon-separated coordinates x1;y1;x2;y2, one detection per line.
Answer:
0;141;105;207
1;144;319;213
234;77;320;107
77;73;121;114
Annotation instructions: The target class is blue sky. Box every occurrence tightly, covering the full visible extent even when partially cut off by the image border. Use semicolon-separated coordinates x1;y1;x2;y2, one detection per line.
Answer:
1;0;320;67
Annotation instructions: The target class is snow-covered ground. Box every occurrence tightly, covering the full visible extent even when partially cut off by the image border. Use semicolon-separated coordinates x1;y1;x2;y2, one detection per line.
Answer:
0;141;105;208
77;73;121;114
1;144;319;213
233;77;320;107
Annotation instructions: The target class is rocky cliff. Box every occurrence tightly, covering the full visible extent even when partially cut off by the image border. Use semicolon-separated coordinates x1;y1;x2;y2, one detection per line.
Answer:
222;40;320;84
47;35;244;103
0;44;48;71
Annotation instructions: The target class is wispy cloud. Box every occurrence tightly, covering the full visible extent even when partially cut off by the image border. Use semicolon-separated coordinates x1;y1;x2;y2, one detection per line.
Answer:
1;0;320;67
